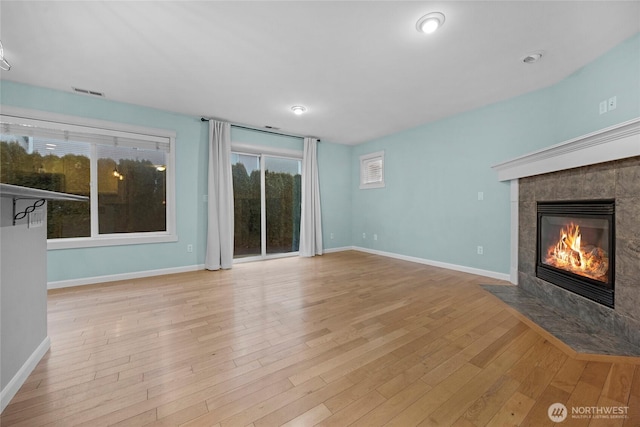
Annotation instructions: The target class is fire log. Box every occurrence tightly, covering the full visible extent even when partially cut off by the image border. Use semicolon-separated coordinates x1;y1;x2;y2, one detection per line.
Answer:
561;236;582;266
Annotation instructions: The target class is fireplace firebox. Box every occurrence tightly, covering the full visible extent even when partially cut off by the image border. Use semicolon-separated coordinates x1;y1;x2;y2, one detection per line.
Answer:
536;200;615;308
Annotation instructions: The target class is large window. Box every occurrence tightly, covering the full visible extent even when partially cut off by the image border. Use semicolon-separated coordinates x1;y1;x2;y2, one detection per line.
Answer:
231;148;301;260
0;110;176;248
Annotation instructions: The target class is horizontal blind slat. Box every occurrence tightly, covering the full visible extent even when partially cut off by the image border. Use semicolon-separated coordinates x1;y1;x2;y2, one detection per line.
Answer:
1;119;171;152
364;158;383;184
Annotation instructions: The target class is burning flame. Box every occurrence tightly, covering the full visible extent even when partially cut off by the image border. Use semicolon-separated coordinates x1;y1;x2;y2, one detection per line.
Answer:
545;222;609;282
551;223;583;268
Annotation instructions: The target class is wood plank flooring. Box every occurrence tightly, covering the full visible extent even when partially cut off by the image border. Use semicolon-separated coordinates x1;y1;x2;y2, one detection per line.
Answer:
2;251;639;426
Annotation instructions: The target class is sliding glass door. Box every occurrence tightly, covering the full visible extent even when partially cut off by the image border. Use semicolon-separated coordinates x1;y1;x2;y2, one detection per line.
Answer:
231;153;261;257
265;157;301;254
231;152;301;260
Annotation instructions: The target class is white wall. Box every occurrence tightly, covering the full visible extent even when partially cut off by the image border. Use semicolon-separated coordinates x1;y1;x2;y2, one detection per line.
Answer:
1;197;49;411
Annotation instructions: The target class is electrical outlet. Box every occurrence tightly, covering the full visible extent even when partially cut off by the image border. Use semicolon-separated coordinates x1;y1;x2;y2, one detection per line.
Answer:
374;234;378;241
362;233;366;239
608;96;617;111
599;100;607;115
330;233;334;240
28;208;44;228
187;244;193;253
478;192;484;201
477;246;483;255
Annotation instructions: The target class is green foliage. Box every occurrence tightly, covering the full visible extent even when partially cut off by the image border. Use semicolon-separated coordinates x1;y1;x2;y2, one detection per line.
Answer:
232;162;301;255
0;140;166;238
232;162;261;255
266;170;301;253
1;140;91;237
99;158;166;233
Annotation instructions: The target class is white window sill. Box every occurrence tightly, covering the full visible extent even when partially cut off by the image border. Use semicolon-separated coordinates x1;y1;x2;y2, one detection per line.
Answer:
47;233;178;250
360;182;385;190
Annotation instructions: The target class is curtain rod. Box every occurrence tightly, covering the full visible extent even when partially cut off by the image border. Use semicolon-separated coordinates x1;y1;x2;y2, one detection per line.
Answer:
200;117;320;142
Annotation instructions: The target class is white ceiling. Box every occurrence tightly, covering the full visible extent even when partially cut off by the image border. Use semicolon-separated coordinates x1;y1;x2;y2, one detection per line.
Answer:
1;1;639;145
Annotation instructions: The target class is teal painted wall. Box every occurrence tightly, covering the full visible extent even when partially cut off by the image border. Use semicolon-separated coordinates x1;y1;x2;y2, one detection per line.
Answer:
0;81;208;282
0;81;351;281
351;32;640;275
231;126;303;151
549;33;640;144
318;141;352;249
1;32;637;282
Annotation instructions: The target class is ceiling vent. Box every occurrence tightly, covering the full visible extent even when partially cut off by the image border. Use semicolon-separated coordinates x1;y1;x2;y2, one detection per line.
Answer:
72;87;105;97
265;125;281;130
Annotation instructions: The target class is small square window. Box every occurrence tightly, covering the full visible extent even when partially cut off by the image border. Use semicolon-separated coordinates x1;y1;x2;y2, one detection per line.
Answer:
360;151;385;189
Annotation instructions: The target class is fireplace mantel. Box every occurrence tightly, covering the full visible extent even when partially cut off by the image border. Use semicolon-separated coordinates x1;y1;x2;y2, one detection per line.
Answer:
489;118;640;350
491;117;640;285
492;117;640;181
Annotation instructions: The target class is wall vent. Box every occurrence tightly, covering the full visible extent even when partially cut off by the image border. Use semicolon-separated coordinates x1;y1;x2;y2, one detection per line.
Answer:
72;87;105;97
264;125;280;130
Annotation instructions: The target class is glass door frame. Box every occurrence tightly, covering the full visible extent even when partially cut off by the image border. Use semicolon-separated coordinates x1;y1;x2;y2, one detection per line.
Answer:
231;143;302;264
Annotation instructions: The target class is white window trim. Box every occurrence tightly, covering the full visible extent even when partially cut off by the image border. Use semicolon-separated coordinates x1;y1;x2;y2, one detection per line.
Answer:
231;141;302;159
360;150;385;189
0;106;177;249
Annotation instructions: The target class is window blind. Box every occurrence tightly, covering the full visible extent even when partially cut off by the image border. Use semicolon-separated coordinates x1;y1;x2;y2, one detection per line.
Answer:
1;117;171;152
363;157;383;184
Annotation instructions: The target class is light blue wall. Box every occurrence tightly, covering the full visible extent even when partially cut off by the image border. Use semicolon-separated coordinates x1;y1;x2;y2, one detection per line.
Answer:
0;81;208;282
231;127;304;151
351;32;640;275
318;141;352;249
0;81;351;281
1;32;637;282
549;34;640;144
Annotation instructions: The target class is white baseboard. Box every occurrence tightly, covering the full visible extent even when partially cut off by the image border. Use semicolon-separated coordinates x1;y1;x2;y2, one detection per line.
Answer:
323;246;355;254
1;336;50;413
352;246;510;282
47;264;205;289
47;246;509;289
510;266;519;285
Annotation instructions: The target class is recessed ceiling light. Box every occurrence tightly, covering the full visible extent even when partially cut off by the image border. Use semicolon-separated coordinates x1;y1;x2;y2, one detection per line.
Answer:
416;12;445;34
291;106;307;115
522;52;543;64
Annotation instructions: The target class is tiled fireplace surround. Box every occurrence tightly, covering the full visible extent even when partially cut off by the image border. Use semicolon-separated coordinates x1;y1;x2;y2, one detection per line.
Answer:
493;117;640;349
518;156;640;345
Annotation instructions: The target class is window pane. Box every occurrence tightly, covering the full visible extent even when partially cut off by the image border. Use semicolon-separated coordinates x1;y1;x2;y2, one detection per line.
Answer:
265;157;301;254
0;135;91;238
97;145;167;234
232;153;261;258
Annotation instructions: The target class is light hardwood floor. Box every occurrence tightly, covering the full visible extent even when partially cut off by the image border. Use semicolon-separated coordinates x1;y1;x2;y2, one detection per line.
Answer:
2;251;639;426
